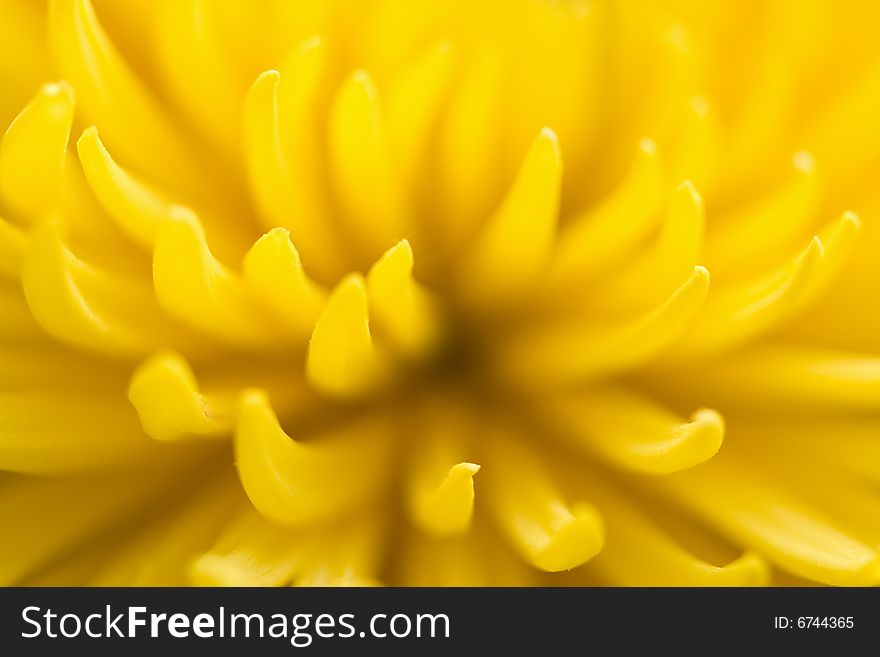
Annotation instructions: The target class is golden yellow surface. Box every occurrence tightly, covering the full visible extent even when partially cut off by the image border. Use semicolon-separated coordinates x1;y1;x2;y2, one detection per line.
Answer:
3;0;880;586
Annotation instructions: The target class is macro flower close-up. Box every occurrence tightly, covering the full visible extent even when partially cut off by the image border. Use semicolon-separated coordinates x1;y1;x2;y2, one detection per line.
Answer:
4;0;880;588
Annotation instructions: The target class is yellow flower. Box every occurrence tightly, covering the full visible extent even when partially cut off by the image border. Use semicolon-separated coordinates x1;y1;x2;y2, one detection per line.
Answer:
2;0;880;587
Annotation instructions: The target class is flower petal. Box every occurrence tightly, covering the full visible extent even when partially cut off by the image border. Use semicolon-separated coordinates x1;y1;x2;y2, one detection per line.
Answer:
594;180;704;310
483;426;604;572
242;227;327;338
404;398;480;537
152;208;288;346
306;273;386;398
456;128;562;303
707;152;821;278
76;125;170;249
241;46;345;280
502;265;709;384
0;81;74;217
542;385;723;475
547;138;665;287
328;70;407;264
48;0;210;202
568;472;768;586
366;239;441;358
234;389;394;526
659;456;880;586
22;219;191;356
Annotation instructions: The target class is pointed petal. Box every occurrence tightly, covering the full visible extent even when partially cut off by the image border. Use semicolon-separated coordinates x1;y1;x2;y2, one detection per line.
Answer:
547;138;665;286
153;0;241;159
48;0;208;200
408;462;480;537
457;128;562;302
661;456;880;586
242;47;344;279
387;41;457;183
242;227;327;338
152;207;286;346
234;390;394;526
328;70;407;262
22;219;189;356
0;81;74;216
366;239;440;358
437;50;505;253
483;427;604;572
707;151;821;277
668;215;859;360
306;273;385;398
76;125;170;249
128;351;234;441
564;470;767;586
544;385;723;474
503;266;709;384
596;180;705;310
404;397;480;536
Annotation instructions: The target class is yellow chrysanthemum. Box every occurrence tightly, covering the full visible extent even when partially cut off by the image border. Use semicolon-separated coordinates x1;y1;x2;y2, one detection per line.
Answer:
3;0;880;587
